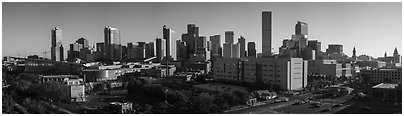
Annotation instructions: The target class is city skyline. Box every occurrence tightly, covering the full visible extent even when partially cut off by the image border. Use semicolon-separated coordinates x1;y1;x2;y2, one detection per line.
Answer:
2;2;402;58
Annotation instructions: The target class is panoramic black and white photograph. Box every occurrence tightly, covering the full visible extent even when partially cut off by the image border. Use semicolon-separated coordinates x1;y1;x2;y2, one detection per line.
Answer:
2;1;402;114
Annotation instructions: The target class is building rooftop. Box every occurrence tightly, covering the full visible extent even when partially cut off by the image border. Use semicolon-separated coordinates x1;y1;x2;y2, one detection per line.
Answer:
372;83;399;89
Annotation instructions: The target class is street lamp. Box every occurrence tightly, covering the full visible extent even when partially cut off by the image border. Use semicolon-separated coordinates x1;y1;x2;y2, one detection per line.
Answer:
164;89;168;104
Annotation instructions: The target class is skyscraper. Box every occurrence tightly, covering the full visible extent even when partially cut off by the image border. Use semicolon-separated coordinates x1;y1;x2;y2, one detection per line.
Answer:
163;25;171;60
262;11;272;57
223;43;232;58
248;42;256;58
196;36;207;50
145;42;155;59
155;38;163;62
51;27;64;61
295;21;308;36
231;43;240;58
76;37;89;48
176;40;188;61
104;26;121;61
209;35;221;58
225;31;234;44
308;40;321;54
238;36;246;58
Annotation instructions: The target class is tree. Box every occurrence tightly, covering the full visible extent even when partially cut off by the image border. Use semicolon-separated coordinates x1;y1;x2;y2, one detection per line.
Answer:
233;90;249;105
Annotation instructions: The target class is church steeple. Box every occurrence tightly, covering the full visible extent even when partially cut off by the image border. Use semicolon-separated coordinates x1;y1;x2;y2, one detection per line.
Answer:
394;47;398;56
352;47;357;60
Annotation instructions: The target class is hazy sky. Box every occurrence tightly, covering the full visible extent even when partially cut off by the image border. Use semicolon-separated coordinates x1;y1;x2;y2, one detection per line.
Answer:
2;2;402;58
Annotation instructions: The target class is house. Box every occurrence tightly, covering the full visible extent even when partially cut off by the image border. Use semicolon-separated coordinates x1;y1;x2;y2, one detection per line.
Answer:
251;90;277;100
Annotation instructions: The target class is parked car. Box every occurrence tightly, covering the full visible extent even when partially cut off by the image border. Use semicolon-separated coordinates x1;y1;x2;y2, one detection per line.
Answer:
332;104;342;108
320;108;331;112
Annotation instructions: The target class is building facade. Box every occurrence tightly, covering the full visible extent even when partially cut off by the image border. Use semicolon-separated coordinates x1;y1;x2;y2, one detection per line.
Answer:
361;68;402;84
262;11;272;57
104;26;122;61
51;27;64;61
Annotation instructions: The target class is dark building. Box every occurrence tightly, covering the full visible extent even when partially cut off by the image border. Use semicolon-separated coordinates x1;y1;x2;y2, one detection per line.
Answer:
145;42;155;59
248;42;256;58
51;27;64;61
155;38;163;62
238;36;246;58
308;40;321;54
104;26;122;61
295;21;308;36
181;24;200;59
163;25;171;61
262;11;272;57
76;37;89;48
176;40;188;61
209;35;221;58
326;44;343;54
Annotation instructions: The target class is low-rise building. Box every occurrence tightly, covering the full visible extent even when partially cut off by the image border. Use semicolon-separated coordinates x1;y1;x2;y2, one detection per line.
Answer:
109;102;133;114
372;83;401;103
360;68;402;84
213;57;308;91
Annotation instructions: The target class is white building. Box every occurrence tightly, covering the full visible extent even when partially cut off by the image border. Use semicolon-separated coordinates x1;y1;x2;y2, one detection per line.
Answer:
213;57;308;91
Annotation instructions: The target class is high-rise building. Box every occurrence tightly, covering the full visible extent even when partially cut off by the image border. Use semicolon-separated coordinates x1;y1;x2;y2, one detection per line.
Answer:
176;40;188;61
326;44;343;54
155;38;163;62
225;31;234;44
238;36;246;58
247;42;256;58
96;43;104;53
163;25;171;60
104;26;121;61
262;11;272;57
145;42;155;59
187;24;199;37
209;35;221;58
231;43;240;58
51;27;64;61
223;43;232;58
76;37;89;48
295;21;308;36
308;40;321;54
196;36;207;50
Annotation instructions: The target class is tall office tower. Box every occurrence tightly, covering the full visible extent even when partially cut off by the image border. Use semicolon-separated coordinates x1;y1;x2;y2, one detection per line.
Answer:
196;36;207;50
223;43;232;58
96;43;105;53
163;25;171;60
248;42;256;58
145;42;155;59
126;43;134;60
68;42;83;60
262;11;272;57
295;21;308;36
352;47;357;60
155;38;163;62
104;26;122;61
231;43;240;58
307;40;321;54
51;27;64;61
187;24;199;37
238;36;246;58
182;24;199;58
210;35;221;58
176;40;188;61
137;42;146;59
76;37;89;48
225;31;234;44
122;46;127;60
326;44;343;54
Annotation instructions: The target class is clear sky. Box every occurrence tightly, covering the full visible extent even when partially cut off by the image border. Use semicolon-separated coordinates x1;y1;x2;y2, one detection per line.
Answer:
2;2;402;59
